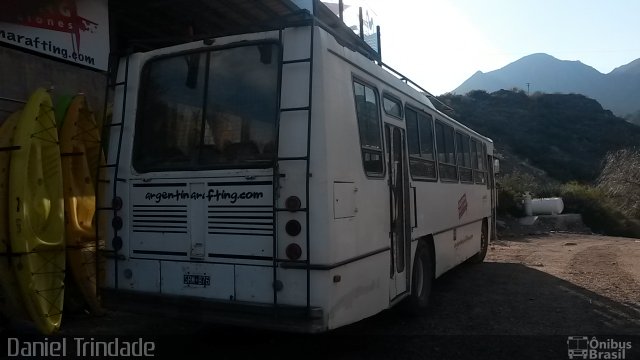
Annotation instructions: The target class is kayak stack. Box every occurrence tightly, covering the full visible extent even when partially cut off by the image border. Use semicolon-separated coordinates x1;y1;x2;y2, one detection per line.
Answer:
0;88;105;334
58;94;106;317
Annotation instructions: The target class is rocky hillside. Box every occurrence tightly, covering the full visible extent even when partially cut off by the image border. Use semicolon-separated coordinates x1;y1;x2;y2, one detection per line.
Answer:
436;90;640;182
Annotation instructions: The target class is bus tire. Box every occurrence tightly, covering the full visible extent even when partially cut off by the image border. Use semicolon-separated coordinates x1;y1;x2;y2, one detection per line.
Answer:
468;220;489;264
405;243;434;315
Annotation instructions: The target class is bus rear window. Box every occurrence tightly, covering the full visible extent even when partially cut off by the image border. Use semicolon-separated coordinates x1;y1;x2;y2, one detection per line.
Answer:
133;43;280;172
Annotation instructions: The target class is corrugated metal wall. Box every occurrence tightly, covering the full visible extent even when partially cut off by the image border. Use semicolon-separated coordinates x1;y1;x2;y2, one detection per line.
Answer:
0;46;106;125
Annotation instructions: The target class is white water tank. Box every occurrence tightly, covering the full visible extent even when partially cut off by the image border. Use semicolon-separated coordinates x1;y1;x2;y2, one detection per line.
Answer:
530;197;564;215
523;192;533;216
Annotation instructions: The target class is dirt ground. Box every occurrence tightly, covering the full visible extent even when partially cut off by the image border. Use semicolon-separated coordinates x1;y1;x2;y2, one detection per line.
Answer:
490;233;640;314
2;232;639;359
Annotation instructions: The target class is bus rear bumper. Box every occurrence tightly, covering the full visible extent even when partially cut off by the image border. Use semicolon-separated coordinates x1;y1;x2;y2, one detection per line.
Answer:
101;289;327;333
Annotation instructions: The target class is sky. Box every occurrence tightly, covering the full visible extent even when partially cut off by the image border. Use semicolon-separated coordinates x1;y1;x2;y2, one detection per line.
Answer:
354;0;640;95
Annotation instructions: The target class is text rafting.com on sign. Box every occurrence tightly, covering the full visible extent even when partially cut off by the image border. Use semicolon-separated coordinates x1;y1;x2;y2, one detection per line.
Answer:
145;188;264;204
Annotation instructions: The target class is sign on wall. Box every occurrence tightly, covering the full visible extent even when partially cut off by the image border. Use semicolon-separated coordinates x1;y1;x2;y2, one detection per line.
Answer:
0;0;109;71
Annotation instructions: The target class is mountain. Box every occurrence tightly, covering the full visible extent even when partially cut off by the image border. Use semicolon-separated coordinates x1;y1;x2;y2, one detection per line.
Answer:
452;54;640;117
436;89;640;182
610;58;640;76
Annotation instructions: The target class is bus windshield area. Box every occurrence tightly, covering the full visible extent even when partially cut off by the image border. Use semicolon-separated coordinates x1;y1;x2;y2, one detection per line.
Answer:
132;43;280;172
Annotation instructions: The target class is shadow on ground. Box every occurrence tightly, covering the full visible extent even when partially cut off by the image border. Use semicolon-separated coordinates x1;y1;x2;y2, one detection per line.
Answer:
2;262;639;359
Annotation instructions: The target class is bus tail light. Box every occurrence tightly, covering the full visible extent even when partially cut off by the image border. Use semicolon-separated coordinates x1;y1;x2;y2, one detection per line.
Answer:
112;196;123;210
112;236;123;251
285;220;301;236
112;216;123;230
286;243;302;260
285;196;301;211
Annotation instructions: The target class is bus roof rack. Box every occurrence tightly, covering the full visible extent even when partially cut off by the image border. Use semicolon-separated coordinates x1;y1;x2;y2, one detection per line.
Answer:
110;0;377;60
109;0;449;111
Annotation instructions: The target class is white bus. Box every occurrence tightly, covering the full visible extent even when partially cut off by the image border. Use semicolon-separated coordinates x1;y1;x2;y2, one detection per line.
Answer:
102;2;497;332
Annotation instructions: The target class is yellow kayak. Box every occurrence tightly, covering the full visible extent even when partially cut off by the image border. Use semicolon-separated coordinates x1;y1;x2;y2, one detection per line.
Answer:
9;88;65;335
59;94;105;315
0;111;28;321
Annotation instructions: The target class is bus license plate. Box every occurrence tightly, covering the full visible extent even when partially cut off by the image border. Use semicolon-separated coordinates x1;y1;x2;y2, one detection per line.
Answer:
183;274;210;287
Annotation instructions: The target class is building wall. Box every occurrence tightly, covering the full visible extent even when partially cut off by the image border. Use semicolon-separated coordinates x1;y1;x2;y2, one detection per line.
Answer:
0;46;107;125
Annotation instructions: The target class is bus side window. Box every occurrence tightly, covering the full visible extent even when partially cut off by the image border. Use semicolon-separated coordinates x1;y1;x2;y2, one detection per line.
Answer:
435;121;458;181
406;107;436;180
472;139;487;184
484;143;490;188
353;81;384;177
382;94;403;119
456;132;473;182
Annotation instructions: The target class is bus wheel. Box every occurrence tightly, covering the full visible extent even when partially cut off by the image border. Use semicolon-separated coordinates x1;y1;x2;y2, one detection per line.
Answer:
405;243;433;314
468;220;489;264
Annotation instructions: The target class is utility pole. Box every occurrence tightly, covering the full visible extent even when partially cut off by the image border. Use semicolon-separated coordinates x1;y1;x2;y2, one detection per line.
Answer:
526;82;531;95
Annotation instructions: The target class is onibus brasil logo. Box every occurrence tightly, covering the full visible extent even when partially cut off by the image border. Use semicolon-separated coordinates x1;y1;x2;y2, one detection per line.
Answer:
567;336;632;359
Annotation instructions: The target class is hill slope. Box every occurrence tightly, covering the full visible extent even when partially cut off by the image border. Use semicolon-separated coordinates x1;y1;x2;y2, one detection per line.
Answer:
452;54;640;117
436;90;640;182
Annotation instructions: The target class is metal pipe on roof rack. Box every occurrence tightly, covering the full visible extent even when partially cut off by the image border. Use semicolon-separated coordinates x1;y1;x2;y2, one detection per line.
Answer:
376;25;382;65
378;60;457;113
358;7;364;39
428;96;457;113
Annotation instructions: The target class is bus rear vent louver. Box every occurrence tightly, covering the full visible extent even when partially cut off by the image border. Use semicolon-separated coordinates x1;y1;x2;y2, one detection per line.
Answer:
132;204;188;234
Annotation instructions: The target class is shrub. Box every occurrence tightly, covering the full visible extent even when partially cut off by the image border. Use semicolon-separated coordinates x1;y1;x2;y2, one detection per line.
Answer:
597;148;640;219
496;171;541;217
497;187;524;217
557;182;640;237
559;183;623;235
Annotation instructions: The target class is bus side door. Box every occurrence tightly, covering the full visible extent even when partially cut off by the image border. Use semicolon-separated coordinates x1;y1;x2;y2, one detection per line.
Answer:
385;124;411;301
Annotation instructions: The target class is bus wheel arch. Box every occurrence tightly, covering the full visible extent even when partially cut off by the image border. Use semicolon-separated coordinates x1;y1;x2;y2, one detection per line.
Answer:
468;218;489;264
404;236;435;314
